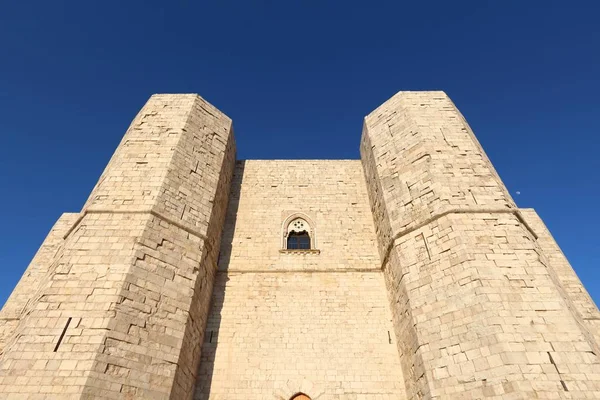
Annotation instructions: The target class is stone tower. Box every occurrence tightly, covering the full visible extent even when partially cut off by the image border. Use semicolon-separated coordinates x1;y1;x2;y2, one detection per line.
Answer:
0;92;599;399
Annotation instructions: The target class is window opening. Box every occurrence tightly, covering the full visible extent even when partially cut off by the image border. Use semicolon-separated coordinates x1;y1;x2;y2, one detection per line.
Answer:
282;214;317;251
287;231;311;249
290;394;311;400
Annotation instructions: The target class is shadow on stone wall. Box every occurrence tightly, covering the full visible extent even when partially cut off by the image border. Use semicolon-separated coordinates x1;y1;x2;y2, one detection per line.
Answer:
216;159;245;273
193;160;245;399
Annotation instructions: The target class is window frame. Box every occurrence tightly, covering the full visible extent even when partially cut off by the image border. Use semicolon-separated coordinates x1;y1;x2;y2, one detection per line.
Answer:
287;231;311;250
281;213;318;252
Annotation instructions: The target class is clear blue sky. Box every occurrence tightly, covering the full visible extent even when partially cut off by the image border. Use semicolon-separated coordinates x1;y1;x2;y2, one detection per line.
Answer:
1;1;599;307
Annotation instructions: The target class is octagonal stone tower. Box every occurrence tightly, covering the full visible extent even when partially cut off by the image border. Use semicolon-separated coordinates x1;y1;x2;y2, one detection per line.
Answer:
360;91;600;399
0;94;236;399
0;91;599;399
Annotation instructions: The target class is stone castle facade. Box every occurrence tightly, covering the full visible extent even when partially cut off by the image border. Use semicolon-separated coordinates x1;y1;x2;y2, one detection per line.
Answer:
0;91;599;399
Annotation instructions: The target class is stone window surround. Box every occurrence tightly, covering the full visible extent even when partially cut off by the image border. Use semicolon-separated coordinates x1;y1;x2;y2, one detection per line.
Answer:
280;212;320;254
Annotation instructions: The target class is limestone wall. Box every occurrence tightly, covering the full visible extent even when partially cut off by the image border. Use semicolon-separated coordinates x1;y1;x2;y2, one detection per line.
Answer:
196;272;405;399
3;90;600;400
0;212;79;353
361;91;600;399
0;94;235;399
520;208;600;345
219;160;381;272
195;160;406;399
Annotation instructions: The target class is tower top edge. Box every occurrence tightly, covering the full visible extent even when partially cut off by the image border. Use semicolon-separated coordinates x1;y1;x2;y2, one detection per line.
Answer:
149;93;207;99
363;90;451;120
150;92;203;96
147;93;232;122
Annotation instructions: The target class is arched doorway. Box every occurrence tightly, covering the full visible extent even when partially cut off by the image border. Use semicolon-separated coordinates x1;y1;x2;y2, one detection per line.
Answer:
290;394;311;400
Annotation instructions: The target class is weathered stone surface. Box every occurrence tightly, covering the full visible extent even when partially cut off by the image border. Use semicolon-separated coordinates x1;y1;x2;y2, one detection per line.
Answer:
0;212;80;353
361;91;600;399
520;208;600;347
0;94;235;399
194;160;405;399
1;91;598;399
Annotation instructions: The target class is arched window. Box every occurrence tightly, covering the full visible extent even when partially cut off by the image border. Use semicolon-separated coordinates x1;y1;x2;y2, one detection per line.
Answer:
290;394;311;400
283;216;316;250
287;231;311;249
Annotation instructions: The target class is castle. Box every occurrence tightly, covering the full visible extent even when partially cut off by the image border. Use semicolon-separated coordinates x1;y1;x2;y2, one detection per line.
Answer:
1;91;599;399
